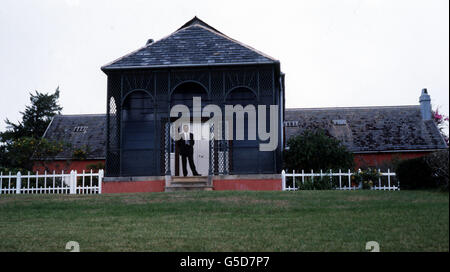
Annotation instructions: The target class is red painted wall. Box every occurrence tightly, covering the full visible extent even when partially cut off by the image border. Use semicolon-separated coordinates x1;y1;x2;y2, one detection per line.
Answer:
102;180;165;193
353;152;431;169
33;160;105;173
103;179;280;193
32;151;432;193
213;179;282;191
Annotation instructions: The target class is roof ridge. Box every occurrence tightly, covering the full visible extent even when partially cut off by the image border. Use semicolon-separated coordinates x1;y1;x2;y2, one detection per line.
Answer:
101;21;201;70
192;23;278;62
102;18;278;70
54;113;106;117
285;105;420;111
177;16;224;34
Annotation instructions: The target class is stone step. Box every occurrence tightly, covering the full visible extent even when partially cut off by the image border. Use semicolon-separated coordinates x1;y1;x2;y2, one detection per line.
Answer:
171;176;208;183
171;181;208;186
165;185;213;192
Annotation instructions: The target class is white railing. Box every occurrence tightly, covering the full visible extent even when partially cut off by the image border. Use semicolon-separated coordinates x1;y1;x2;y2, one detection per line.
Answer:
281;169;399;191
0;170;104;195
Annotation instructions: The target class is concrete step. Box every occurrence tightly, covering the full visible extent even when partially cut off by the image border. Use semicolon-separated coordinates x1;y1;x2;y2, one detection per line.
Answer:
165;185;213;192
171;181;208;186
171;176;208;182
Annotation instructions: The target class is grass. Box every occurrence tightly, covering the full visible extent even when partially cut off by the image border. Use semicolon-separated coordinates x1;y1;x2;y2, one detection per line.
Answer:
0;190;448;252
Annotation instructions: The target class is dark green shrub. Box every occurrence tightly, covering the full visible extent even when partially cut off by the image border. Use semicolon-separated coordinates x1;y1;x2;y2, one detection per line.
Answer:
297;176;333;190
424;150;449;191
297;179;315;190
395;157;435;189
284;129;354;171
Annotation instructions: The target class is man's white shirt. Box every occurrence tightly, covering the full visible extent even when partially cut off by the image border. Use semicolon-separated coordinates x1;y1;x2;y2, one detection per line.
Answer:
183;132;190;145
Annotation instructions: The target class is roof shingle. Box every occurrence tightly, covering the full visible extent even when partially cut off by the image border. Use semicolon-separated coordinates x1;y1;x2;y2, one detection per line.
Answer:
102;17;277;70
41;114;106;160
284;106;448;152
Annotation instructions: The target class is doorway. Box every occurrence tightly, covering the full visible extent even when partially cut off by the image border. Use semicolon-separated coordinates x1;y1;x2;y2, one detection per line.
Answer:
170;120;210;176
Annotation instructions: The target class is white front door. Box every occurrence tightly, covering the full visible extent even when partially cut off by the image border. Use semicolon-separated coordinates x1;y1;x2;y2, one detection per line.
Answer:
170;122;210;176
192;122;210;176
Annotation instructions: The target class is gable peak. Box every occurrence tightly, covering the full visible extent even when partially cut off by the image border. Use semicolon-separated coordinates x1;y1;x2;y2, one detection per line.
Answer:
178;16;223;34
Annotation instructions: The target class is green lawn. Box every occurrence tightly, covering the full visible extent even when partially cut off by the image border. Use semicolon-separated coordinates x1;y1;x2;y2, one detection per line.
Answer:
0;190;448;252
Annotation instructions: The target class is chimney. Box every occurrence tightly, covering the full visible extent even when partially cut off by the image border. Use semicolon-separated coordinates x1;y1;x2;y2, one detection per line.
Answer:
146;39;154;45
419;88;432;120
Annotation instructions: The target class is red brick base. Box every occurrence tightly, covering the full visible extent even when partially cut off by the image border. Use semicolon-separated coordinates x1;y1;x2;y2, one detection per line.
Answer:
102;180;165;193
33;160;105;173
353;151;432;169
213;179;282;191
101;177;282;193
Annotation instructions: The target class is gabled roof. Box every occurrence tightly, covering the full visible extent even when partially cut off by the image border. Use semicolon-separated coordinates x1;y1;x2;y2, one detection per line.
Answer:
284;105;448;153
102;17;278;70
40;114;106;160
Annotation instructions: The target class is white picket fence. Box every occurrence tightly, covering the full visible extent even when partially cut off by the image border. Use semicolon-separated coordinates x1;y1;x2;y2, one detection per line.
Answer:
0;170;104;195
281;169;399;191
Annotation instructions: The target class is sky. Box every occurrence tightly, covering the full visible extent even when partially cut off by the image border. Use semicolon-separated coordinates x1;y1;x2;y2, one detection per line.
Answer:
0;0;448;133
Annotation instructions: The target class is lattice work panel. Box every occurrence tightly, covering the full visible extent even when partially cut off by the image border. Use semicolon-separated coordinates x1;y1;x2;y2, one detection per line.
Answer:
218;140;230;175
228;140;233;174
106;75;122;176
218;141;225;174
213;140;219;174
170;70;209;94
164;121;170;175
259;68;274;98
122;72;154;97
209;123;215;175
155;71;169;101
108;97;118;148
224;69;258;94
210;71;223;101
225;141;230;174
107;151;120;176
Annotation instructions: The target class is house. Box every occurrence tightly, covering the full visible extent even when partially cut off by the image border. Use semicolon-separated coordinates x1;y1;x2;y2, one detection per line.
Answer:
33;18;447;193
99;17;285;192
33;114;106;173
284;89;447;169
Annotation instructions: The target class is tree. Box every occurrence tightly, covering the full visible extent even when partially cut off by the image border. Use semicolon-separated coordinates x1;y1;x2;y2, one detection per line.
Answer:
1;137;67;172
0;87;63;172
284;129;354;171
432;106;449;146
0;87;62;143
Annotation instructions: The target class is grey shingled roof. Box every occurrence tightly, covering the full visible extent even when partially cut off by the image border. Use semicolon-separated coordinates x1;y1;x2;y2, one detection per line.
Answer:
102;17;277;70
284;106;447;153
41;114;106;160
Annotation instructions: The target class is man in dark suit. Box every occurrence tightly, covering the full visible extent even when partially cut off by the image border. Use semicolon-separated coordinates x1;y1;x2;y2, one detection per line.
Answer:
177;124;200;176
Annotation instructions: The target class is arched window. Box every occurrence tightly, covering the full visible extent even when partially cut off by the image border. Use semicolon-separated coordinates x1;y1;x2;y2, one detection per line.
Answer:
225;87;260;174
121;90;157;176
108;96;118;146
171;81;209;109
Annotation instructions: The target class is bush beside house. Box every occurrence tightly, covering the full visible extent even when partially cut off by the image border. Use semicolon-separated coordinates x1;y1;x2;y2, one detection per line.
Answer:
395;150;449;191
284;129;354;172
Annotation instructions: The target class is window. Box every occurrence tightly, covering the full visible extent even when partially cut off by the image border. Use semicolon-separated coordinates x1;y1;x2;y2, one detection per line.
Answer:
332;119;347;126
284;121;299;127
73;126;88;132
